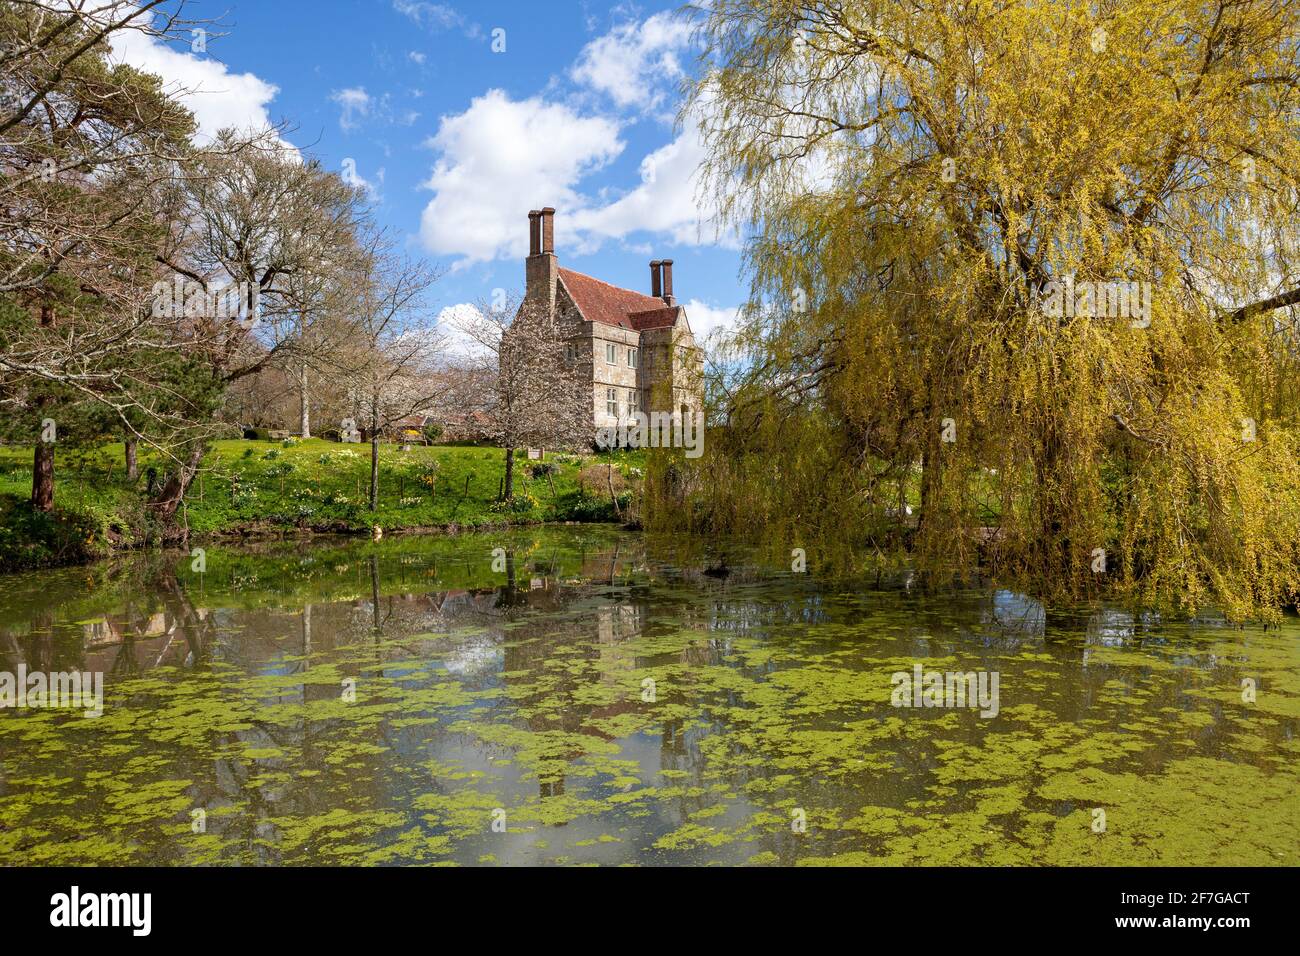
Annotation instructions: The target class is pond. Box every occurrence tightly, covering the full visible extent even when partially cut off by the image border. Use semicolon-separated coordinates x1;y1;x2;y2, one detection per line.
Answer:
0;527;1296;865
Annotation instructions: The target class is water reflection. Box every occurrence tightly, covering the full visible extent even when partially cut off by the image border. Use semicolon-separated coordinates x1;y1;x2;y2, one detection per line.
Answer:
0;528;1296;866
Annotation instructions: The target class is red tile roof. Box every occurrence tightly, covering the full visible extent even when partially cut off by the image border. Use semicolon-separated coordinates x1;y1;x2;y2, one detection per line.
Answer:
626;307;679;330
558;267;677;331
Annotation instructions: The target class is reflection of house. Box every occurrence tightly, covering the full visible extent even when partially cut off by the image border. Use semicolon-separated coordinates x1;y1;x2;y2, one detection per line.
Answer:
82;610;204;675
596;604;642;645
82;612;168;647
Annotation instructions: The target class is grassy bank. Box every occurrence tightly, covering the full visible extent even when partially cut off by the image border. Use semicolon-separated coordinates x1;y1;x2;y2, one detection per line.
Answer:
0;438;645;572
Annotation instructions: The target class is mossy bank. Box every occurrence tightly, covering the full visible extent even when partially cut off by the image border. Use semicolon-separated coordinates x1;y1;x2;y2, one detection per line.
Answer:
0;438;646;573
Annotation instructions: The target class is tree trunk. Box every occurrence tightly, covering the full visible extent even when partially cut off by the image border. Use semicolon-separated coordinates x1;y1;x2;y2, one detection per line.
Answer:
31;302;55;511
918;443;934;533
367;385;382;511
369;555;381;634
31;444;54;512
151;441;207;535
299;363;311;438
369;426;380;512
125;438;138;481
503;446;515;500
607;463;622;519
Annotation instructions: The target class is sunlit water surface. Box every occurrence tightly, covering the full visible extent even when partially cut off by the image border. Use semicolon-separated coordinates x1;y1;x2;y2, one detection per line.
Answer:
1;527;1296;865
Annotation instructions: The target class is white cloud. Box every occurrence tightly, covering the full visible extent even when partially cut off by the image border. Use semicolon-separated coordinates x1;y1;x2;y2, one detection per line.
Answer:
409;51;427;65
331;87;372;131
570;11;694;113
109;29;281;142
570;121;722;248
418;90;624;264
331;88;420;132
393;0;460;29
417;90;733;264
415;13;737;265
682;298;740;340
435;303;496;360
393;1;481;39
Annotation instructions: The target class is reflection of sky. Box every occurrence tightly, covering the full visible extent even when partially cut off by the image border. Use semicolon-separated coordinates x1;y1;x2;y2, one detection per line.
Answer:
4;530;1297;866
991;589;1046;633
439;634;503;677
1086;608;1136;648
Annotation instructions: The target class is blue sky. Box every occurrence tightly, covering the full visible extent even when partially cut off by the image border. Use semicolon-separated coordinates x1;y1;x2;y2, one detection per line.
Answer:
111;0;746;341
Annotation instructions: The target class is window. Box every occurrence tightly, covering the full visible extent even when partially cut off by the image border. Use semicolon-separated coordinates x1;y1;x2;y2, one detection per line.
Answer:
628;390;639;414
627;347;638;368
606;343;617;364
564;344;577;363
606;388;618;417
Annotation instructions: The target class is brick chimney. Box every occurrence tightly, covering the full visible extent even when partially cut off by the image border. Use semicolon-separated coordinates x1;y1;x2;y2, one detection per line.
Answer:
525;207;557;317
660;259;675;306
650;260;662;299
528;210;540;256
540;206;555;253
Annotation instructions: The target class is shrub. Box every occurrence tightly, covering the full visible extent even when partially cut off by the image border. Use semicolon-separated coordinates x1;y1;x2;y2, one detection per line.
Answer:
493;490;539;515
562;496;620;522
0;495;111;572
578;463;626;496
243;427;271;441
414;460;440;490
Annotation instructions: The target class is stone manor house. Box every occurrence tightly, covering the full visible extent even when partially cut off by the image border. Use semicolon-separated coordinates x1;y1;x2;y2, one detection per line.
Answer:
517;207;702;433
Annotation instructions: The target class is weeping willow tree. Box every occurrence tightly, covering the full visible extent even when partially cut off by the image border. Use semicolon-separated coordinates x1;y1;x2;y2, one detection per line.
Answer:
658;0;1300;617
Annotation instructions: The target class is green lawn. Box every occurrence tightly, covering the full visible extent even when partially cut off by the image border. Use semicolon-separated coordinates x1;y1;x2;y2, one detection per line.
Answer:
0;438;645;571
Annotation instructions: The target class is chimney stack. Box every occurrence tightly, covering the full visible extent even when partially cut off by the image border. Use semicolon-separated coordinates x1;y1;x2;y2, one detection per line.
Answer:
539;207;556;255
525;207;558;317
527;210;541;257
650;260;662;298
660;259;674;305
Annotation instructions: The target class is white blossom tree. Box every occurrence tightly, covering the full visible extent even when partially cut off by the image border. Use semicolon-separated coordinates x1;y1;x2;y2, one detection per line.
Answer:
454;291;590;500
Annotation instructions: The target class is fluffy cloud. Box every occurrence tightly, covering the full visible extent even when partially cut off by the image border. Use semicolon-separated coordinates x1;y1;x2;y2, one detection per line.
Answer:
435;303;497;361
570;121;721;247
570;11;693;113
331;87;372;131
681;298;741;341
109;28;280;142
416;12;737;264
418;90;624;264
417;90;734;264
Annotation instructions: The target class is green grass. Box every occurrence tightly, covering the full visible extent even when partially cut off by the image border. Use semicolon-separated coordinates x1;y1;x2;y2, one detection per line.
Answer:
0;438;646;570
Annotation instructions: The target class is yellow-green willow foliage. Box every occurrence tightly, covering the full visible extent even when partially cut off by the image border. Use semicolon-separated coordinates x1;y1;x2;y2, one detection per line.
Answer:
658;0;1300;617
